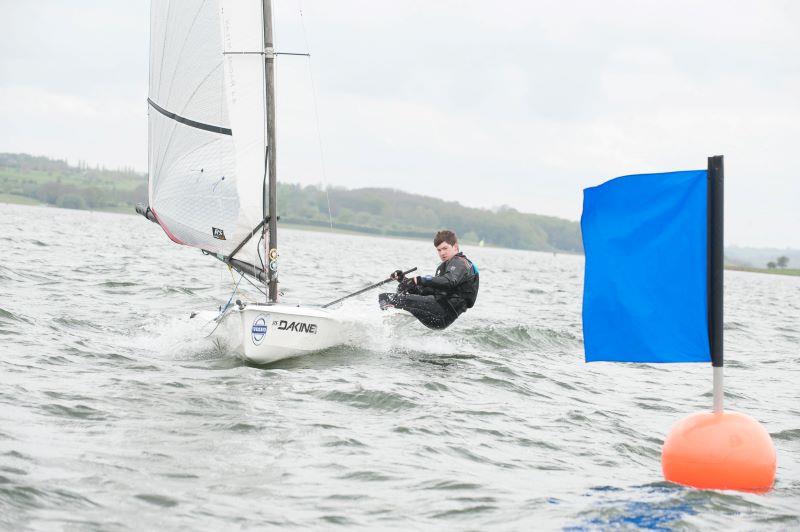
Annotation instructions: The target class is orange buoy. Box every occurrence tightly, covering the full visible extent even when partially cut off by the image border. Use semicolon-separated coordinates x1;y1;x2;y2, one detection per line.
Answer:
662;410;776;492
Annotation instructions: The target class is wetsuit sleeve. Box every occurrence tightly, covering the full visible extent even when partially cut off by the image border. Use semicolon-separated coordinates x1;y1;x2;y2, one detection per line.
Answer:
419;259;469;292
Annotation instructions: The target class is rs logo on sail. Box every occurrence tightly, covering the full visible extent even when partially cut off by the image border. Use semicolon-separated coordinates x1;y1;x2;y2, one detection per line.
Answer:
273;320;318;334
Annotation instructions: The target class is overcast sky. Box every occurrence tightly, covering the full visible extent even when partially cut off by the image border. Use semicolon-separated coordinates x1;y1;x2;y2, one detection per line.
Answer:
1;0;798;247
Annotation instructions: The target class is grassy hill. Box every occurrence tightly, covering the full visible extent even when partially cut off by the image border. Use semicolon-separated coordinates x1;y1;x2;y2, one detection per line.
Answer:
0;153;582;252
281;185;581;251
726;265;800;277
0;153;144;213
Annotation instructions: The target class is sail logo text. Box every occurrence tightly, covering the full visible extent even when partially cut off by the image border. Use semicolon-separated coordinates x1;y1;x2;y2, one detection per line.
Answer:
273;320;317;334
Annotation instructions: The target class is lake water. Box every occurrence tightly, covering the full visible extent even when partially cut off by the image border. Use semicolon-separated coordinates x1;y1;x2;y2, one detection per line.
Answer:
1;203;798;530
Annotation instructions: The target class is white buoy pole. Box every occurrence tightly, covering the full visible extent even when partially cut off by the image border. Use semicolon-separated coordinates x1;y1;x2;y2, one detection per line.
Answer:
713;366;724;413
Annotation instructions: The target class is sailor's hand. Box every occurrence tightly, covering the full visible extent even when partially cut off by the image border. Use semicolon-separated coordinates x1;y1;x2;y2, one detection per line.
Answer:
390;269;405;281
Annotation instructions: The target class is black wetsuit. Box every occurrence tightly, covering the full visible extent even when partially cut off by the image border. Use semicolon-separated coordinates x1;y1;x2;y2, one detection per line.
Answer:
379;252;479;330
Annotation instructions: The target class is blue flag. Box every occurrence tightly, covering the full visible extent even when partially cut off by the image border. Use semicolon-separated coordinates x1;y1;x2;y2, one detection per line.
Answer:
581;170;711;363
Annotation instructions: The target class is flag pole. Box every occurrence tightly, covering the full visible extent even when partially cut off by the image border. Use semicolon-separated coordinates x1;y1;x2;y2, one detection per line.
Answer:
707;155;724;412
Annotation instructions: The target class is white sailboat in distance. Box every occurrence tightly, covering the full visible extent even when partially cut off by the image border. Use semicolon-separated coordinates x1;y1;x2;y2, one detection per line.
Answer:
137;0;345;364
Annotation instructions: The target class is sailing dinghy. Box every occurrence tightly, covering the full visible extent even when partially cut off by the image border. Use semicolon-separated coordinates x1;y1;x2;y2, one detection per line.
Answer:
138;0;344;364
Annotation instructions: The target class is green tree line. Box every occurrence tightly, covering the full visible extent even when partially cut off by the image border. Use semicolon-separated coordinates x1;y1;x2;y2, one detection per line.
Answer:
1;152;583;252
766;256;790;269
0;153;146;211
277;184;582;252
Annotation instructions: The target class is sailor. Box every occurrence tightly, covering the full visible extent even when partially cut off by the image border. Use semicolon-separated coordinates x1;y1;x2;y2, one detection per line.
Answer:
379;230;479;329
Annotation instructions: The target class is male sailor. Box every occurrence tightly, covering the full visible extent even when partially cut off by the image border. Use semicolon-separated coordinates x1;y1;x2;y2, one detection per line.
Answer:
379;230;479;329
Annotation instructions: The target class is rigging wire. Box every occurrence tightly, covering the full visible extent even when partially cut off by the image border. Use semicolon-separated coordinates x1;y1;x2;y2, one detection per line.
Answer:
240;232;269;299
257;232;267;272
205;268;246;337
221;268;245;313
228;264;247;303
241;271;269;298
297;0;335;232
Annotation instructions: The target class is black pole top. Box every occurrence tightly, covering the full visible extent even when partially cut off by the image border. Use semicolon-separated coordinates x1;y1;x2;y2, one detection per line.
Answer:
707;155;724;367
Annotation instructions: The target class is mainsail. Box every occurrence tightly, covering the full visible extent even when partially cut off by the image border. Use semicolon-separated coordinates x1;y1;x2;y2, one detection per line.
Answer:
148;0;267;265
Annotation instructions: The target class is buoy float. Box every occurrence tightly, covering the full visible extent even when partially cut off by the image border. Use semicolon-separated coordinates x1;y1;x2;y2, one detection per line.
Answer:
662;410;776;492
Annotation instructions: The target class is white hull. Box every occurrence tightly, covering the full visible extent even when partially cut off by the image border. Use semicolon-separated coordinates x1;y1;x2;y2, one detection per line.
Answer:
221;303;345;364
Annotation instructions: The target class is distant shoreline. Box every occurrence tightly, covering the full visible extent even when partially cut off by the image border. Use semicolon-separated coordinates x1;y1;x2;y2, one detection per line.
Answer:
725;265;800;277
3;198;796;272
0;197;532;252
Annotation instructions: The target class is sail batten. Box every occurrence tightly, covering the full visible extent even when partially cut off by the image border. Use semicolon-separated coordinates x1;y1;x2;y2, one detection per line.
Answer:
147;98;232;136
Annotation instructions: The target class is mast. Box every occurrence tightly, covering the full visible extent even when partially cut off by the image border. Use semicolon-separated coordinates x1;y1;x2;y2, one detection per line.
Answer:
263;0;278;302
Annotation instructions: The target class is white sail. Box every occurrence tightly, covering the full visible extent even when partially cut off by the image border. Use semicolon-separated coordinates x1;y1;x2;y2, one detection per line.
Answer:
148;0;266;260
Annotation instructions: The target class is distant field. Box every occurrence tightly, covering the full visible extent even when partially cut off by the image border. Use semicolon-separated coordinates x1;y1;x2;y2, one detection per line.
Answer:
0;153;146;212
0;193;41;206
726;265;800;277
0;196;136;215
0;166;142;191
